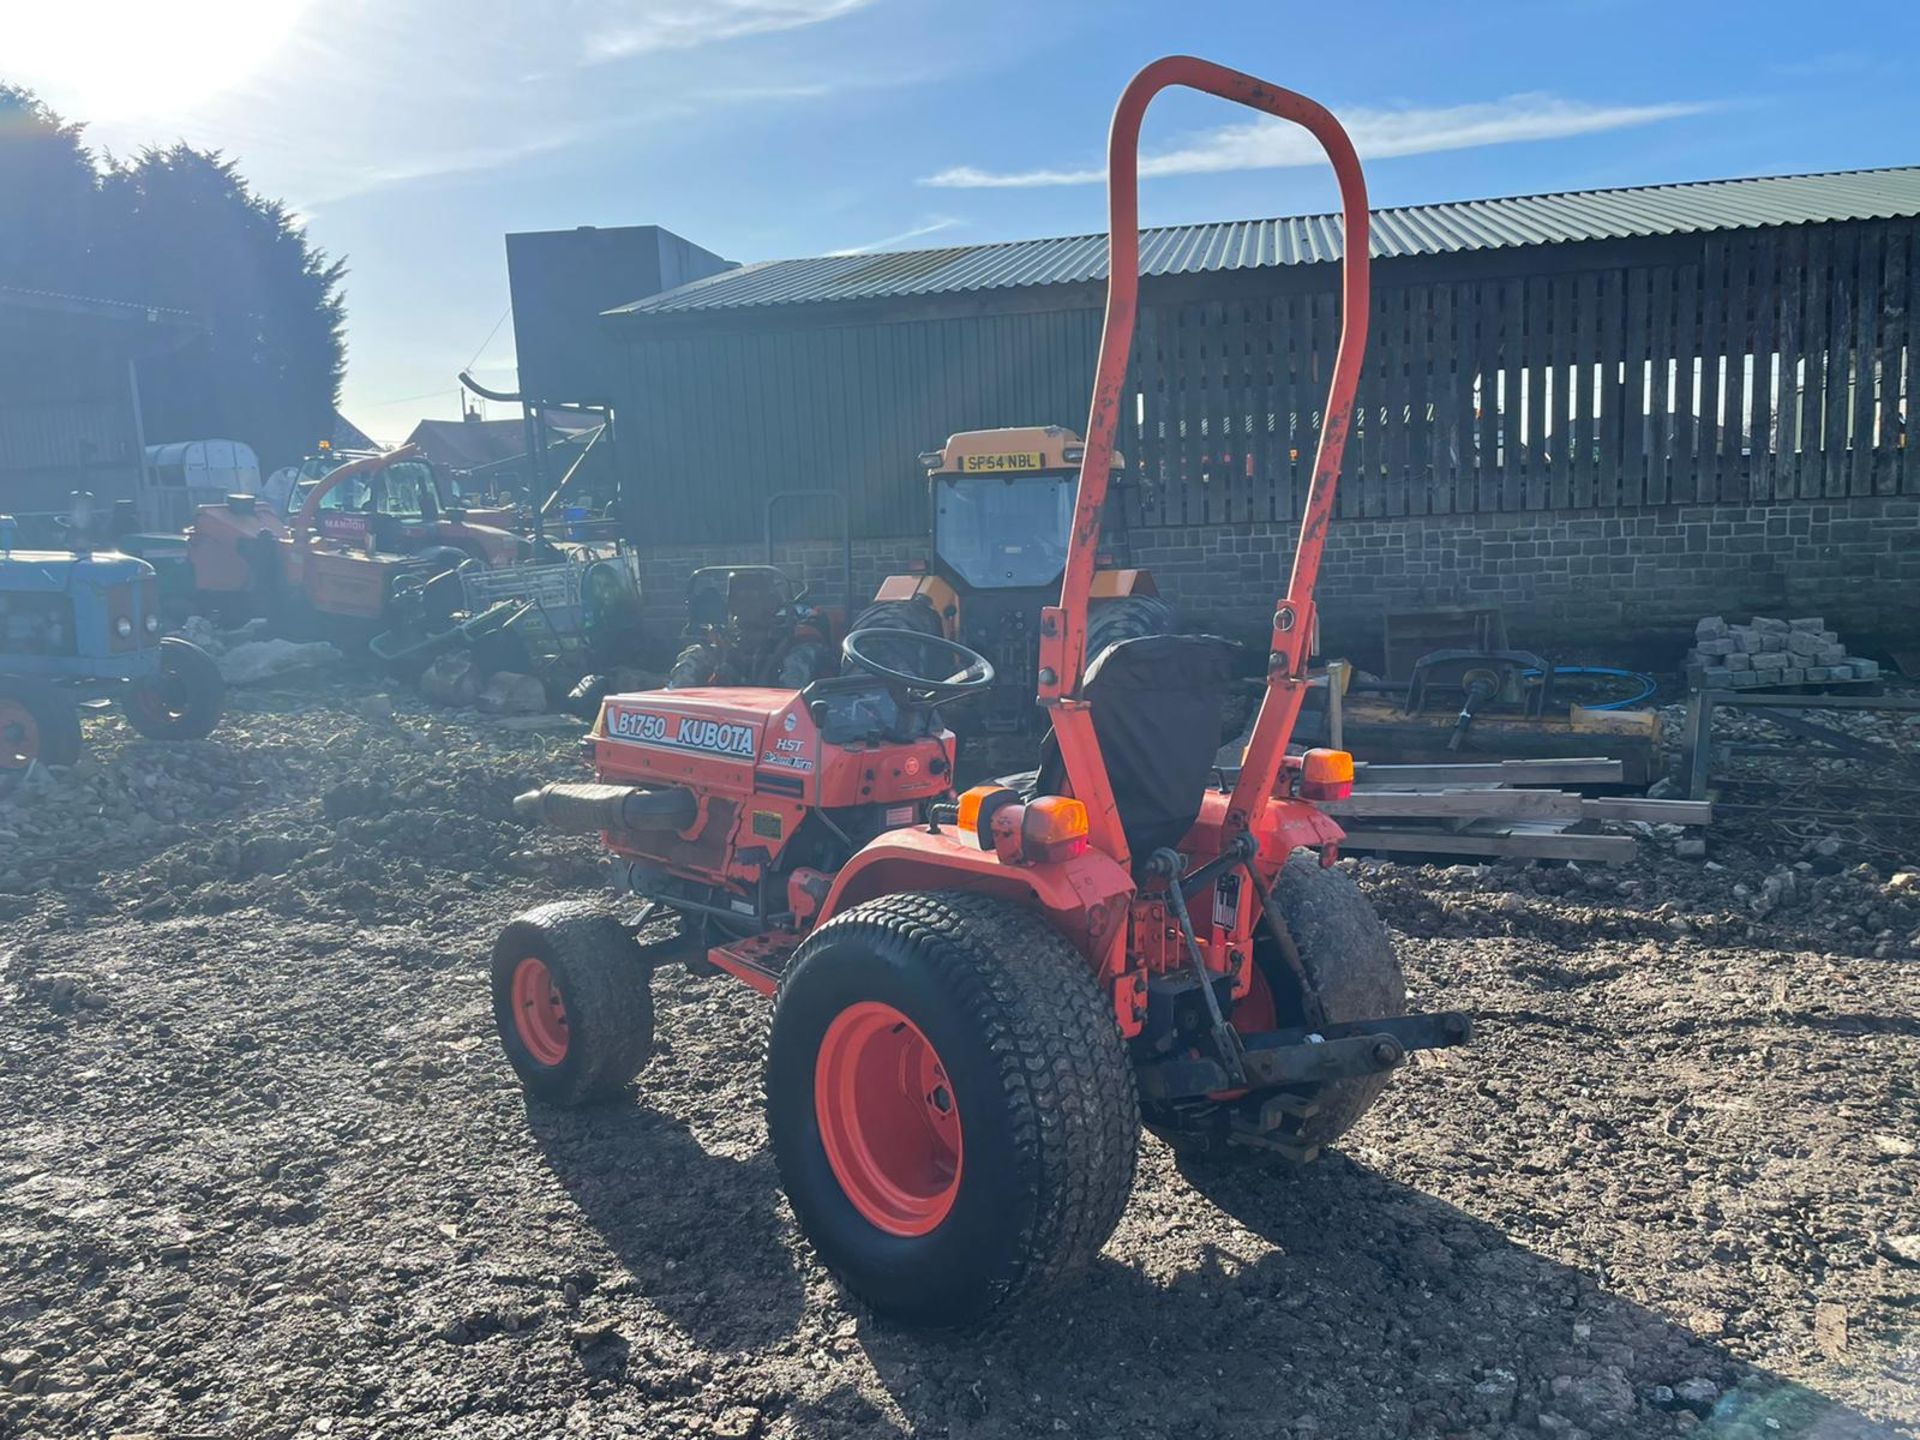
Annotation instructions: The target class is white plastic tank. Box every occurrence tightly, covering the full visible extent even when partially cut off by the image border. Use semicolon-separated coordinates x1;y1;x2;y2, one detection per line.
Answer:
142;439;262;528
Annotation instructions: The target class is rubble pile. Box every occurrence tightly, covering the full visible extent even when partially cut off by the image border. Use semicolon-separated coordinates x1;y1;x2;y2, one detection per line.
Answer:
0;670;1915;1437
1685;614;1881;690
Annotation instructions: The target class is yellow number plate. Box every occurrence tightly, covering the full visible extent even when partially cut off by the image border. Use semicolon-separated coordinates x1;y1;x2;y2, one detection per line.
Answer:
960;451;1044;474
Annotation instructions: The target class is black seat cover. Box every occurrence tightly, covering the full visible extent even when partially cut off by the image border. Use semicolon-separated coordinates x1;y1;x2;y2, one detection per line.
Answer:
1036;634;1238;858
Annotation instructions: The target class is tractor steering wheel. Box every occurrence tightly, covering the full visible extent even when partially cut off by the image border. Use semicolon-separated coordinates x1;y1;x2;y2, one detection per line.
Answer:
841;628;994;705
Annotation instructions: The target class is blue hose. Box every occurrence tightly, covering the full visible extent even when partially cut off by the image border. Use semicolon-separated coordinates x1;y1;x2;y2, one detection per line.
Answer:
1526;665;1658;710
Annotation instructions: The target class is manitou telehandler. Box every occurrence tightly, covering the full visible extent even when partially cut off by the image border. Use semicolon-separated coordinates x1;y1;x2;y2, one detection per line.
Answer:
185;445;527;632
493;57;1469;1326
850;425;1169;730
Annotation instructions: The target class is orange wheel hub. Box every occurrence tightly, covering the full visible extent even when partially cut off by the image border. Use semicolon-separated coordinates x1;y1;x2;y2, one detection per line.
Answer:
0;700;40;770
511;957;569;1065
814;1002;962;1237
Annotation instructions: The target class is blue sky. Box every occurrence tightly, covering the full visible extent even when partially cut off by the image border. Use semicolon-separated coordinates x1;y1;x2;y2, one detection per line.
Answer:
7;0;1917;443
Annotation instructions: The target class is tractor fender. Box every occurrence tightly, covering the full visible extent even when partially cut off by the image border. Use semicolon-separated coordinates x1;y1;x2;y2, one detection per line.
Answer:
1089;568;1157;599
818;825;1134;972
867;574;960;636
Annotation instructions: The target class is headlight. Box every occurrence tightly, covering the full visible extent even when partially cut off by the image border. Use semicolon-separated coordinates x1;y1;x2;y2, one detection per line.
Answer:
115;616;134;637
144;614;161;634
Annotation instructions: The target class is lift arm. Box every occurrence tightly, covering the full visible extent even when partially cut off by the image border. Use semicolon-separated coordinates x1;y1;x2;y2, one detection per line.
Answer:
1035;55;1372;860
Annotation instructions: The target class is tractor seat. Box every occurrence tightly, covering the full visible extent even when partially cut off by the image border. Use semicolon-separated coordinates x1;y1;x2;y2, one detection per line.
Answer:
1025;633;1239;861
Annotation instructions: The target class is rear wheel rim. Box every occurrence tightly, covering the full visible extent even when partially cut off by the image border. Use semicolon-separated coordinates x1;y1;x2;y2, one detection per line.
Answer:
511;957;569;1065
815;1002;963;1237
0;700;40;769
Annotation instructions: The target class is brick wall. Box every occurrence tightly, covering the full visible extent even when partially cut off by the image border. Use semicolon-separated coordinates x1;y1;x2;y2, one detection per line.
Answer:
630;494;1917;670
1132;494;1919;667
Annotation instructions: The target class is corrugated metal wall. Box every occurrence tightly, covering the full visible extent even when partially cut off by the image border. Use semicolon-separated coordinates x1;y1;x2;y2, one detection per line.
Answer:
614;218;1919;545
620;309;1102;544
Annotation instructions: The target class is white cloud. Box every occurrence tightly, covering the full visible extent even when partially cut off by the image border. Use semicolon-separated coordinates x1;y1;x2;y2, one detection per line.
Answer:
586;0;879;63
922;94;1716;189
825;216;963;255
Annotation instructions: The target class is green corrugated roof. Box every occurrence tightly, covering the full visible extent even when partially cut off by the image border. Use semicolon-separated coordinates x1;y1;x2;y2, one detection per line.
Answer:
611;166;1920;319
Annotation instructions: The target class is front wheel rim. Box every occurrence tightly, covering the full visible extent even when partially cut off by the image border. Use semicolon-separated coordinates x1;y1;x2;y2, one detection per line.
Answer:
511;957;569;1065
815;1002;963;1237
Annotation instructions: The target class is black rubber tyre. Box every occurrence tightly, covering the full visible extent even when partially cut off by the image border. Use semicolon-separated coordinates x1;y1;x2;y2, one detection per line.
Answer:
667;642;725;688
123;639;225;741
845;596;946;676
491;902;655;1107
0;675;82;769
767;891;1139;1326
1153;854;1406;1157
776;640;831;688
1267;855;1407;1148
1085;594;1174;667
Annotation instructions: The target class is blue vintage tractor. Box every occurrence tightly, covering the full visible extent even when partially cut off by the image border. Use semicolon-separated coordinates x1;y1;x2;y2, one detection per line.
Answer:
0;499;225;770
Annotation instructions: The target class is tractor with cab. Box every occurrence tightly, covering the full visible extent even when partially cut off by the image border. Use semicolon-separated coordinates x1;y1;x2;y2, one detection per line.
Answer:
491;58;1469;1326
850;424;1170;731
1;499;224;770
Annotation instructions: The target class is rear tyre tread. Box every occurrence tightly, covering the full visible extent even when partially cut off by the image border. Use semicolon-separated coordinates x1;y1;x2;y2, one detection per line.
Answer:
667;643;724;689
1085;594;1175;667
769;890;1138;1323
491;901;654;1107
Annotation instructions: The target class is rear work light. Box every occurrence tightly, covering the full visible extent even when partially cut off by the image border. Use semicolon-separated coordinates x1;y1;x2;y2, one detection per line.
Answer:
1018;796;1089;863
1299;748;1355;802
955;785;1088;864
957;784;1018;848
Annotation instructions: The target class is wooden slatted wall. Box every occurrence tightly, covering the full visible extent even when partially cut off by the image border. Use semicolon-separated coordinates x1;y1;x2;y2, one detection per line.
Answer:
1123;221;1918;526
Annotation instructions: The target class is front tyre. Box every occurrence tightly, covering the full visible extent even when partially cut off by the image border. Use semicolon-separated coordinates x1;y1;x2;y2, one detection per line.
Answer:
491;902;655;1106
123;638;225;740
767;892;1138;1326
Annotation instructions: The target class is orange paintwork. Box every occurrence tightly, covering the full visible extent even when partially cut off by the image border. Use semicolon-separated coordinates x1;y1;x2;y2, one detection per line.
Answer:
593;686;954;890
818;822;1133;975
870;573;960;638
1087;568;1154;599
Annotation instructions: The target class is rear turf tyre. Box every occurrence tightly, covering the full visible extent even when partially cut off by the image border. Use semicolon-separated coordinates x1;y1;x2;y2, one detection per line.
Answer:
767;891;1139;1326
124;638;225;740
1271;856;1408;1149
0;676;81;769
491;902;655;1107
667;642;724;688
845;596;946;676
1085;594;1174;667
1151;854;1406;1158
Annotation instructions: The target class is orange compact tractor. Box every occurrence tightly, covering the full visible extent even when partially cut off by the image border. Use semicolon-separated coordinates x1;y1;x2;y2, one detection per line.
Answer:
494;58;1469;1325
186;445;526;631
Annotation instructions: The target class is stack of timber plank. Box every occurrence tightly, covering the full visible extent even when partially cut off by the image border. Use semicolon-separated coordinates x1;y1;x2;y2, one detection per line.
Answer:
1328;758;1710;865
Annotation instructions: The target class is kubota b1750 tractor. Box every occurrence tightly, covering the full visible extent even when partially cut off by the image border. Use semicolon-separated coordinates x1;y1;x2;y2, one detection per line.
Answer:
849;425;1170;730
492;58;1469;1326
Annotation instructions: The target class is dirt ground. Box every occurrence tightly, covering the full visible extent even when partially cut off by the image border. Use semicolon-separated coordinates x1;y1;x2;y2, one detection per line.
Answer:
2;670;1917;1440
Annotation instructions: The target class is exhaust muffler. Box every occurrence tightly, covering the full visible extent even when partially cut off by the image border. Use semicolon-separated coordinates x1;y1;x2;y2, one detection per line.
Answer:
513;782;697;834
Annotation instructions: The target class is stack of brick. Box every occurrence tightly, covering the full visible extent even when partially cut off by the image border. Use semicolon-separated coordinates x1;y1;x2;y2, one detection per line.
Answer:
1687;616;1883;690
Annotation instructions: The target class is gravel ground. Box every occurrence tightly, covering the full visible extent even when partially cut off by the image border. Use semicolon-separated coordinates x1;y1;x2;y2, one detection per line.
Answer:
1;667;1917;1439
